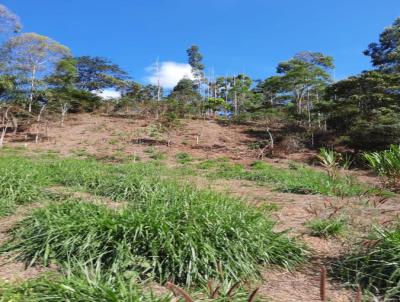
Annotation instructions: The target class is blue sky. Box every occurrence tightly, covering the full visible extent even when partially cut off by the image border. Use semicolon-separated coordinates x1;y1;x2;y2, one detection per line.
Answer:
2;0;400;89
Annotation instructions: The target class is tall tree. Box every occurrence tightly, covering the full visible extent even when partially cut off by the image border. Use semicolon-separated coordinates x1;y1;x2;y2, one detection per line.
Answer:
169;77;201;116
186;45;205;91
46;58;78;124
275;51;334;115
364;17;400;72
0;4;22;34
1;33;71;112
75;56;128;92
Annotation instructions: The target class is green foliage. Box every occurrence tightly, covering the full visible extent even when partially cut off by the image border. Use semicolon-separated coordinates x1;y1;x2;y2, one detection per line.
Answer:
335;225;400;300
75;56;129;92
364;145;400;189
306;218;346;238
205;97;229;113
322;71;400;150
364;17;400;72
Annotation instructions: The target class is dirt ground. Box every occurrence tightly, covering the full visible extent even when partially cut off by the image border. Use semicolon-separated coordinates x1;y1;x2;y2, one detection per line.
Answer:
1;113;396;301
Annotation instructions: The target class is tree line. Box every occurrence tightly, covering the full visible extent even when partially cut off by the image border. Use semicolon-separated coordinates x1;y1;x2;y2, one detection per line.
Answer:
0;4;399;151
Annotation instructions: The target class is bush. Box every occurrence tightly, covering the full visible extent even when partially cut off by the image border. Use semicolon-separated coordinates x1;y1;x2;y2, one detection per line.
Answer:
364;145;400;190
335;226;400;300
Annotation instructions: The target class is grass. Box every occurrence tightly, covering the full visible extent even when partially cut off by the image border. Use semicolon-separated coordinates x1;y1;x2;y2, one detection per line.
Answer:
306;218;347;238
0;156;53;217
0;268;170;302
334;225;400;300
202;159;368;197
0;154;306;288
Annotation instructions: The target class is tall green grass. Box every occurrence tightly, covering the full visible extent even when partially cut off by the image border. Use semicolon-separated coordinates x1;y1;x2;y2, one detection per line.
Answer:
0;156;52;217
4;195;304;287
335;226;400;300
0;154;306;288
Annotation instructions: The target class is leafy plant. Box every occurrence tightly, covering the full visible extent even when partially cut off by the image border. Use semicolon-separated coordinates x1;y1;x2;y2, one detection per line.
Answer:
364;145;400;190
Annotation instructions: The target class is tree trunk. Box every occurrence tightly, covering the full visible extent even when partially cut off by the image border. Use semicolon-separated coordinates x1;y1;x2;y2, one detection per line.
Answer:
28;66;37;113
35;105;46;143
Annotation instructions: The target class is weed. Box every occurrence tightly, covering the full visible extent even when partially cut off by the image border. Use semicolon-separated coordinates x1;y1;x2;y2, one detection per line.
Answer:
306;218;346;238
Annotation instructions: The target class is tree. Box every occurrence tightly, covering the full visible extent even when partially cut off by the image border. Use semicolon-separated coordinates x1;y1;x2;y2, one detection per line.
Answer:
275;51;334;115
364;17;400;72
227;74;253;116
169;77;201;117
186;45;205;91
75;56;128;92
1;33;71;112
46;58;78;125
205;97;229;116
321;70;400;150
0;4;22;34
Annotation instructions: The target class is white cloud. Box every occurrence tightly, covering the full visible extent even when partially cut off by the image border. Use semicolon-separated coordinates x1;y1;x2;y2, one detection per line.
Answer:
146;61;194;89
95;89;121;100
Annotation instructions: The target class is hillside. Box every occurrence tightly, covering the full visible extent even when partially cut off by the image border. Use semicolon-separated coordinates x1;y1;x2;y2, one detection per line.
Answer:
1;114;399;301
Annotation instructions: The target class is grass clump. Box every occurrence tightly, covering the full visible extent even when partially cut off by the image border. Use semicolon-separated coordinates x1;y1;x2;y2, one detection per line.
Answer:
3;175;305;287
306;218;346;238
0;269;170;302
335;226;400;300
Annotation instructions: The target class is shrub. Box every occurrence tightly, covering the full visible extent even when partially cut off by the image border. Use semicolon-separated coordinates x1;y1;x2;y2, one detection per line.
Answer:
335;226;400;300
306;218;346;238
364;145;400;190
